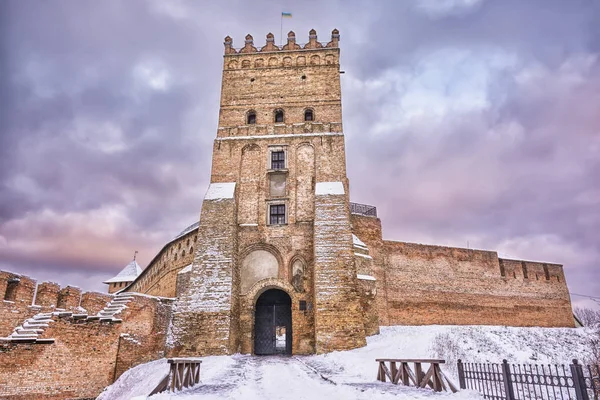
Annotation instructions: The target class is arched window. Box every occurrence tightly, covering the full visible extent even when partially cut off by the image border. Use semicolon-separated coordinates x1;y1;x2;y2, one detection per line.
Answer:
247;110;256;124
182;250;186;258
274;109;284;123
304;109;314;122
175;253;178;261
190;246;194;254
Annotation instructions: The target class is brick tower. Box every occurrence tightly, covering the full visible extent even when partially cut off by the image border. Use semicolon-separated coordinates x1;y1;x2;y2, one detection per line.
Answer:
169;29;367;356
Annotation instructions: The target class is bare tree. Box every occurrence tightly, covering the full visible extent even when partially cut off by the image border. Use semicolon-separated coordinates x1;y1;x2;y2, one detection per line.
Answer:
574;307;600;327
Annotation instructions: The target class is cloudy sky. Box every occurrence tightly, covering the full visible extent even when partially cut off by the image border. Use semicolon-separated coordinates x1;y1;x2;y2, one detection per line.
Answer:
1;0;598;308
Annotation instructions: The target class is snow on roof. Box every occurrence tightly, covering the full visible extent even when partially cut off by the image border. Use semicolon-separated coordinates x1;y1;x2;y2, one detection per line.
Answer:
205;182;236;200
315;181;345;195
103;260;143;284
173;221;200;241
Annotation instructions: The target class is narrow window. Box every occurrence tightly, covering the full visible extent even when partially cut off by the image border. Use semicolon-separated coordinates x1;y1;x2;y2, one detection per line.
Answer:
271;151;285;169
274;109;284;123
269;204;286;225
175;253;178;261
190;246;194;254
4;278;19;301
299;300;307;311
521;261;528;279
247;111;256;124
304;109;313;121
182;250;186;258
499;259;505;277
543;264;550;280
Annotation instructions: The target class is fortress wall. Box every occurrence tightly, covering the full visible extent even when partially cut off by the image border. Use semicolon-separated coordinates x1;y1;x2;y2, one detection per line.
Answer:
126;228;197;298
381;241;574;327
0;294;171;400
34;282;60;307
0;272;38;337
56;285;82;310
350;214;390;326
80;291;112;315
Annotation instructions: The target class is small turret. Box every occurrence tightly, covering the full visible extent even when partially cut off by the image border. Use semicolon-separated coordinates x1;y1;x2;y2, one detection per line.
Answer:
327;29;340;48
282;30;301;50
223;35;236;54
304;29;323;49
240;34;257;53
261;32;280;52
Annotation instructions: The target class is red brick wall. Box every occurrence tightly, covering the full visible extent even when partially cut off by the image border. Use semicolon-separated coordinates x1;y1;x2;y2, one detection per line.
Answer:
0;294;172;400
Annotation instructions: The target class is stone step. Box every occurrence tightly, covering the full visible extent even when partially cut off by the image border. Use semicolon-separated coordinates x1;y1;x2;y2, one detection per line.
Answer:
16;328;43;335
23;322;49;329
5;337;37;343
26;319;53;325
9;333;39;339
105;305;125;310
33;314;53;320
56;312;73;318
35;338;55;344
86;316;100;321
72;314;88;319
111;299;131;304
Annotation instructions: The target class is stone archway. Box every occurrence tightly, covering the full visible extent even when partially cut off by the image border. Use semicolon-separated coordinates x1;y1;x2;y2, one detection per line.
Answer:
254;289;292;355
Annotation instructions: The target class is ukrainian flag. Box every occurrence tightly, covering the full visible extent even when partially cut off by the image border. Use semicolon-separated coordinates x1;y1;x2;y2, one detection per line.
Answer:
281;12;292;18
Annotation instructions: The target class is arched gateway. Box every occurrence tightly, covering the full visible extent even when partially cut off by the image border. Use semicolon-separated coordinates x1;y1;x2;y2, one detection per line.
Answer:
254;289;292;355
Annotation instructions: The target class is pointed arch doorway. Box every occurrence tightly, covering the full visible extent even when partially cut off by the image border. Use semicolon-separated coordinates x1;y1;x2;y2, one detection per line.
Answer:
254;289;292;355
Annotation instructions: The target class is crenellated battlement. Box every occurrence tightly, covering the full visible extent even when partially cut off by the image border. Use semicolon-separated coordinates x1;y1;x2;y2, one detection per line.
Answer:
224;29;339;55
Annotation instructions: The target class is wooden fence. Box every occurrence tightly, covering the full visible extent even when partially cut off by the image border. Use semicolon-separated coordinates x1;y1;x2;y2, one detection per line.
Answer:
150;358;202;395
376;358;457;392
458;359;600;400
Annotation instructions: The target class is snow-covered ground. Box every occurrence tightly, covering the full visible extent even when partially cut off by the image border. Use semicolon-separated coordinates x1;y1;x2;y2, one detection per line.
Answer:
98;325;596;400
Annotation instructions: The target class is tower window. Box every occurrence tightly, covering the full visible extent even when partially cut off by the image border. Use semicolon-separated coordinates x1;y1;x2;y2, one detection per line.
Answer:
269;204;286;225
247;111;256;124
304;109;314;122
274;109;284;123
271;151;285;169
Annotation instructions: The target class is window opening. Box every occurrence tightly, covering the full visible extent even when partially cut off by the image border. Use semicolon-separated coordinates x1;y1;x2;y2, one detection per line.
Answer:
299;300;307;311
304;109;313;121
274;109;284;123
271;151;285;169
247;111;256;124
4;278;19;301
269;204;286;225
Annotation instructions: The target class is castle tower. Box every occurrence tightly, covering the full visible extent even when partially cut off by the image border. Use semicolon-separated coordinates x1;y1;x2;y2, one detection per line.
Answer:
170;29;367;356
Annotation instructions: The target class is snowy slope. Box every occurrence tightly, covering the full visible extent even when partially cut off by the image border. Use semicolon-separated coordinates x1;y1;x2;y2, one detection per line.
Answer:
101;325;595;400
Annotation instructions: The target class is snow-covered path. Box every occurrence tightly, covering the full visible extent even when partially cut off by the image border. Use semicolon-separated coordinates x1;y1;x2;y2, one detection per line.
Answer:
99;325;595;400
148;355;479;400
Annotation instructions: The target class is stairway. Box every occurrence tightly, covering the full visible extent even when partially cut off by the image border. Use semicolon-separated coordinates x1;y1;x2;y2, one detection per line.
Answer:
0;293;134;344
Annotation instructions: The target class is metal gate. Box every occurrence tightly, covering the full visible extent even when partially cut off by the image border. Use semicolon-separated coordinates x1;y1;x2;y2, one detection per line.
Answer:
254;290;292;355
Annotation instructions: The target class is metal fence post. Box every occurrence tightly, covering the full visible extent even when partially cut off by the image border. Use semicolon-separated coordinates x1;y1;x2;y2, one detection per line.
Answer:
571;359;590;400
502;359;516;400
457;359;466;390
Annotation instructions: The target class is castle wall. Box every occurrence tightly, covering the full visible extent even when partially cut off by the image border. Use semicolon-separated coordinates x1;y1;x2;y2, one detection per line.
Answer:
381;241;573;327
0;293;172;400
126;228;197;298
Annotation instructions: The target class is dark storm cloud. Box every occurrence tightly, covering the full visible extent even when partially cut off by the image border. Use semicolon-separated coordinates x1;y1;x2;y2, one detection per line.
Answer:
0;0;598;306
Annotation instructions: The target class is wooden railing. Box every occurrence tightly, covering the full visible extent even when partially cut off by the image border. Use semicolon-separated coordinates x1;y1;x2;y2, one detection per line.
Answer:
150;358;202;395
376;358;457;393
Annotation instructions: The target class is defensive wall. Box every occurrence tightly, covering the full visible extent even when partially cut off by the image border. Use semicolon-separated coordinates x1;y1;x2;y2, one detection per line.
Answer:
350;212;575;328
0;271;173;400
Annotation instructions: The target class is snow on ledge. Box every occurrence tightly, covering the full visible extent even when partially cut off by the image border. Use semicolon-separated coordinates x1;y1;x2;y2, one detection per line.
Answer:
352;234;368;249
178;264;193;274
354;252;373;259
315;182;345;195
205;182;236;200
357;274;376;281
